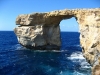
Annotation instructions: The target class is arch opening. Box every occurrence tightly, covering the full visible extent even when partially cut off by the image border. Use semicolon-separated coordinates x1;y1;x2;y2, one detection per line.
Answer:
60;17;81;50
59;17;91;74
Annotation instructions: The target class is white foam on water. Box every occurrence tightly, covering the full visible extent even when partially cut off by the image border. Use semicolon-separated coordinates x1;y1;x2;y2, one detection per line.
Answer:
12;44;27;51
67;51;91;69
57;70;88;75
67;52;84;60
29;50;67;52
15;44;23;49
73;71;87;75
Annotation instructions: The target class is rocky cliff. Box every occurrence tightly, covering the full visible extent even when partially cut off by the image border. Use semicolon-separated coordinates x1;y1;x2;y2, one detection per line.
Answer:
14;8;100;75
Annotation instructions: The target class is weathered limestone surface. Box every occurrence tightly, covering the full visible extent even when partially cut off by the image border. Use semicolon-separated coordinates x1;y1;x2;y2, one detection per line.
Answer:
14;8;100;75
14;25;61;50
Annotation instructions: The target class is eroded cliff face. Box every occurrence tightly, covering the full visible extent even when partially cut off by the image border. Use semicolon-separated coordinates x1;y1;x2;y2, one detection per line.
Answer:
75;9;100;75
14;8;100;75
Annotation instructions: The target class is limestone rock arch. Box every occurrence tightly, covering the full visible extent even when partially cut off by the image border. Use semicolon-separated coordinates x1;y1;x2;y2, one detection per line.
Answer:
14;8;100;75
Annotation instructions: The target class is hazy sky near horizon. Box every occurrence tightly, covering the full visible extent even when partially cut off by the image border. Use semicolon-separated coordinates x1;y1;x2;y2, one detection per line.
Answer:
0;0;100;31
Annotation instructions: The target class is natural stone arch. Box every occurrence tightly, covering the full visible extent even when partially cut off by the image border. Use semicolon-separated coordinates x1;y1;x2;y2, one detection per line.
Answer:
14;8;100;75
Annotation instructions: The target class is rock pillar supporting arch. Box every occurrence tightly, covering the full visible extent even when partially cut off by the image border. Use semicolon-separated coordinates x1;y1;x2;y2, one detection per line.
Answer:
14;8;100;75
14;25;61;50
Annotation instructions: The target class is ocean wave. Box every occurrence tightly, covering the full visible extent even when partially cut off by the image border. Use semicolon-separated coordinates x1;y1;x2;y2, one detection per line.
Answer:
67;51;91;69
67;52;84;60
13;44;26;50
57;70;91;75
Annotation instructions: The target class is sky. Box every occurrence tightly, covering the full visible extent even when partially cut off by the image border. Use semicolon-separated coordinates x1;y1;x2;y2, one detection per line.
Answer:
0;0;100;31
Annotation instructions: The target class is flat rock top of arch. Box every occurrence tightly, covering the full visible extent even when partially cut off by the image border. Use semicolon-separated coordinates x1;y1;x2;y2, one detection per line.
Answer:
16;8;100;26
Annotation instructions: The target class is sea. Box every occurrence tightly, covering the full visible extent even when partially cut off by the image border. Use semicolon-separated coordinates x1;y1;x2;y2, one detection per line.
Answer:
0;31;91;75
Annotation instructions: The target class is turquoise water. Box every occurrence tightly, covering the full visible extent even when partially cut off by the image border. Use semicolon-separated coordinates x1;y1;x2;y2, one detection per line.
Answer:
0;31;91;75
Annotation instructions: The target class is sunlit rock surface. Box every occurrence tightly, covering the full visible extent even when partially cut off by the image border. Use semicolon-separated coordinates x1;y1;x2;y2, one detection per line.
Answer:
14;25;61;50
14;8;100;75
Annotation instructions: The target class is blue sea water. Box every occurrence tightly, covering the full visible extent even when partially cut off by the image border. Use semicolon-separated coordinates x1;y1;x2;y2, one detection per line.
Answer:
0;31;91;75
